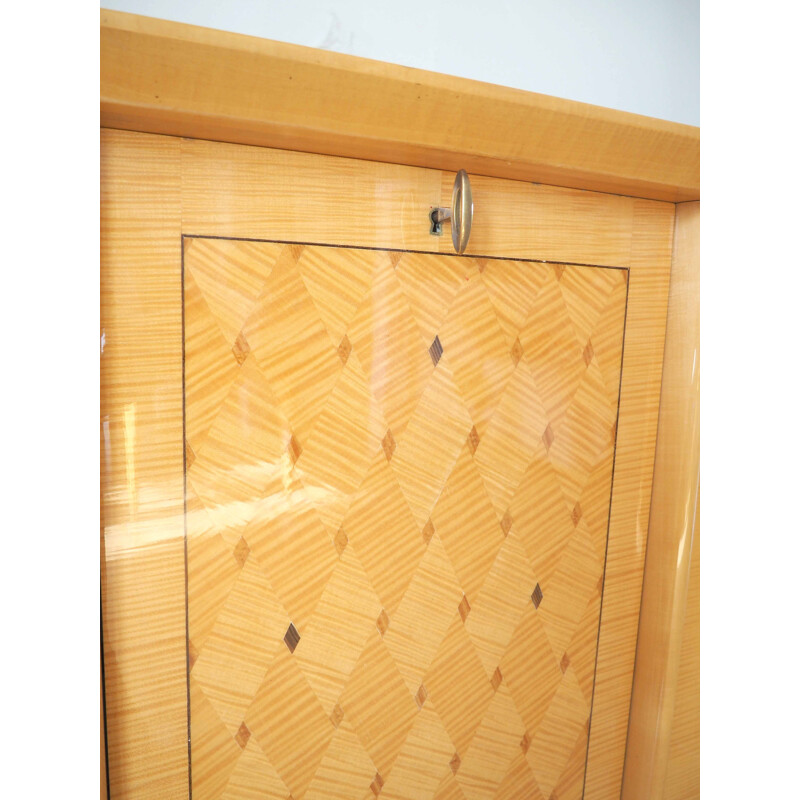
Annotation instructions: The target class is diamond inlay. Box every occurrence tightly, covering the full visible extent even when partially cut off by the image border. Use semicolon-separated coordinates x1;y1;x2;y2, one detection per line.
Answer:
458;594;471;622
511;337;523;366
185;438;195;469
334;527;348;556
232;331;250;366
188;639;199;672
583;339;594;366
284;623;300;654
235;721;251;749
288;434;302;464
382;428;397;461
429;335;443;366
491;667;504;691
377;608;390;637
542;423;555;452
233;536;250;567
338;334;352;365
467;425;480;455
184;241;627;800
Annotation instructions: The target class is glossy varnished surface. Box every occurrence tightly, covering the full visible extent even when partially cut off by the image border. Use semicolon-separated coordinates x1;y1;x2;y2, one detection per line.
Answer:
623;201;700;799
100;131;188;798
184;240;627;799
101;129;674;800
663;513;699;800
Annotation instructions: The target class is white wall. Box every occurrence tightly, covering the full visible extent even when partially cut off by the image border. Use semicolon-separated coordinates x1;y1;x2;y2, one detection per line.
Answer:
101;0;699;126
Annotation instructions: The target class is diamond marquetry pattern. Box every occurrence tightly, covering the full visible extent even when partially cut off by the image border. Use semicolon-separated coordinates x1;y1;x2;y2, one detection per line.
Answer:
184;239;627;800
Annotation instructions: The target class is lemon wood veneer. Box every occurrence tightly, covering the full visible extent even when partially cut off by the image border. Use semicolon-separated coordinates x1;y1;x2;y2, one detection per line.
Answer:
622;201;700;800
184;238;627;799
101;128;674;799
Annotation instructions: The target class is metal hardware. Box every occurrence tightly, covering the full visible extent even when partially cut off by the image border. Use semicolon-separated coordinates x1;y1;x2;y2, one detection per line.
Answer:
430;170;473;254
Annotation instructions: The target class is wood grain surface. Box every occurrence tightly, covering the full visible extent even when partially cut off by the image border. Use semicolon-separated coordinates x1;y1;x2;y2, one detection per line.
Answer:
663;506;699;800
621;201;700;800
100;131;188;798
583;198;675;798
184;239;627;799
100;9;699;203
100;129;675;800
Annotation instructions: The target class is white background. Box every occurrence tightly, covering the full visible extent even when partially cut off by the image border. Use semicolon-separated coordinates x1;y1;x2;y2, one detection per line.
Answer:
3;2;799;797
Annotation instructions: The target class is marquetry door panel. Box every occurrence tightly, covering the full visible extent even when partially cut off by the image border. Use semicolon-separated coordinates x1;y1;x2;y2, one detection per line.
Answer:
183;236;627;800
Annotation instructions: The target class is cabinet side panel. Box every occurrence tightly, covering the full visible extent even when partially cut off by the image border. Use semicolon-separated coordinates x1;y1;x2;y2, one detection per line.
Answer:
663;513;700;800
622;200;700;800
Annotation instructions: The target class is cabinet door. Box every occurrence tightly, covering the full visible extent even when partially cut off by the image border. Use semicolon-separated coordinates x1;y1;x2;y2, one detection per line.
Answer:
101;130;673;800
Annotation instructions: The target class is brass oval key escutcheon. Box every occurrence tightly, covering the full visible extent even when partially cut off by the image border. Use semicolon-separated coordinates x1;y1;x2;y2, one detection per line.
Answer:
430;170;473;254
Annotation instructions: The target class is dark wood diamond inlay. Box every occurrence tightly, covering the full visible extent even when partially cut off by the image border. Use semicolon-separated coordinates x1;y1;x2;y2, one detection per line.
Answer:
422;518;435;545
415;684;428;709
370;773;384;796
520;733;530;754
571;502;583;527
284;622;300;653
450;753;461;774
334;528;348;556
429;335;443;367
500;510;513;536
560;652;571;674
553;263;565;282
531;583;543;609
467;425;480;455
331;704;344;728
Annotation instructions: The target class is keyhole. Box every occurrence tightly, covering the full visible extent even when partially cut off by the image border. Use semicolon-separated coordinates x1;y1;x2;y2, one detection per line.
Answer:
429;208;443;236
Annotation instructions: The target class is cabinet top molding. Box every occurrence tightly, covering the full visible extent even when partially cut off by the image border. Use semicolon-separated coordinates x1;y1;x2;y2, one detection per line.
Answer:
100;9;699;202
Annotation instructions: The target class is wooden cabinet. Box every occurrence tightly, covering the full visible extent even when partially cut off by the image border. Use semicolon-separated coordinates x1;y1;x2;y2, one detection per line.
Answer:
101;12;698;800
